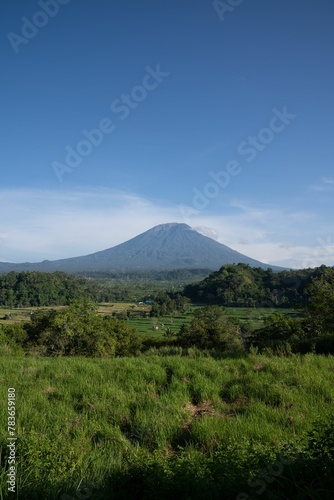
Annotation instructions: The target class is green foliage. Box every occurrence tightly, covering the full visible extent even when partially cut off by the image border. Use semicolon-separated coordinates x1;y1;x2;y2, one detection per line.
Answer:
249;269;334;354
23;299;141;357
162;327;175;339
0;271;96;307
249;312;305;350
177;305;243;352
183;263;331;308
149;292;191;317
19;429;81;483
77;269;211;303
253;417;334;499
0;323;26;355
303;267;334;338
305;417;334;461
0;322;26;344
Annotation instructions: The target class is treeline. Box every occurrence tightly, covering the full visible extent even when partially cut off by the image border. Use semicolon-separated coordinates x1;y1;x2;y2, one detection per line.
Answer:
179;267;334;355
0;271;134;307
183;263;331;308
2;267;334;357
0;271;99;307
0;270;212;309
77;268;212;281
248;266;334;354
156;268;334;355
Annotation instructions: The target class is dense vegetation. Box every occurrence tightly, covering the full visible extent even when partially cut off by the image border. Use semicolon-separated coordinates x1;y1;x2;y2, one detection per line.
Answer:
148;292;191;317
1;353;334;499
247;267;334;354
176;305;243;352
1;264;334;497
0;300;141;358
0;270;207;307
183;263;330;308
0;272;96;308
1;266;334;357
1;264;332;311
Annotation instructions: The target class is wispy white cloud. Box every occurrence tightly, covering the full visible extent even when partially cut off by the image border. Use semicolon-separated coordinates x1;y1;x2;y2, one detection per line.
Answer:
323;178;334;185
182;201;334;269
0;188;177;262
0;188;333;269
306;177;334;193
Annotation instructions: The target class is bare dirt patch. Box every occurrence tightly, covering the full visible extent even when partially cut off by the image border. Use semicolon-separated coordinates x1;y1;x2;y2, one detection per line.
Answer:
184;401;232;420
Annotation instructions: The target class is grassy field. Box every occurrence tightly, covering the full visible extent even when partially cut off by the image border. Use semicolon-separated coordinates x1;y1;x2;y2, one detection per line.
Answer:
1;352;333;499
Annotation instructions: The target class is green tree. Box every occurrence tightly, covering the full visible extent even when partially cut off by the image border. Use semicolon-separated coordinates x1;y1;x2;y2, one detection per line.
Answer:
24;299;141;357
249;312;304;350
304;268;334;338
0;323;26;354
163;327;174;340
177;305;243;352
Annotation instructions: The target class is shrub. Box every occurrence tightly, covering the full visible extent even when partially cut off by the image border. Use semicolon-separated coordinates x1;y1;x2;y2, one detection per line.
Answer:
176;306;244;353
23;299;141;357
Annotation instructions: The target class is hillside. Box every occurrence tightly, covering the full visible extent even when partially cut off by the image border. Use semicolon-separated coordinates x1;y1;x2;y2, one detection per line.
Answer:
183;263;327;307
0;223;284;273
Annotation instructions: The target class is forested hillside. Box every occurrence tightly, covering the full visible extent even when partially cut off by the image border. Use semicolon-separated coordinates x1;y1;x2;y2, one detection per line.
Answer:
183;263;330;307
0;272;95;307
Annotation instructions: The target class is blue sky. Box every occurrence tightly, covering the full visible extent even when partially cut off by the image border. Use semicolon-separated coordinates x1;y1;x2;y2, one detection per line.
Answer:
1;0;334;268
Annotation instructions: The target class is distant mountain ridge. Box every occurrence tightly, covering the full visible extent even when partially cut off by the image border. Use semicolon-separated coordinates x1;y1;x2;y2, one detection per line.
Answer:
0;223;285;273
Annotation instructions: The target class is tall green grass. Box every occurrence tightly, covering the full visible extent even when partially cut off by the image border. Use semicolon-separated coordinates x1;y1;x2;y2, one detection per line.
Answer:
1;353;333;499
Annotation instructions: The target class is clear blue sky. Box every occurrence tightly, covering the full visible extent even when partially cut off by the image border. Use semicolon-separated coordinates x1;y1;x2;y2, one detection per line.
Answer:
1;0;334;268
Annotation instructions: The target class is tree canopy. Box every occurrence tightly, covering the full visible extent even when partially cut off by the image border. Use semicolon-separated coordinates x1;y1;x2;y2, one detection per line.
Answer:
183;263;331;308
22;299;141;357
0;271;96;307
177;305;243;352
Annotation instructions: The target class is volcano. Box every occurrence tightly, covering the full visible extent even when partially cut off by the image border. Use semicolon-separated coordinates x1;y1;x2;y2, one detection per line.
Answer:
0;223;284;273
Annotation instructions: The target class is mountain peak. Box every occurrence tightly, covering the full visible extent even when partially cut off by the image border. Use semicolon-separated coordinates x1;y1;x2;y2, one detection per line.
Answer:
149;222;190;233
0;222;284;273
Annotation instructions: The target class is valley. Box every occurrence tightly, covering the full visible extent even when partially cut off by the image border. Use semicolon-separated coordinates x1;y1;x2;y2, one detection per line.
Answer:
0;259;333;498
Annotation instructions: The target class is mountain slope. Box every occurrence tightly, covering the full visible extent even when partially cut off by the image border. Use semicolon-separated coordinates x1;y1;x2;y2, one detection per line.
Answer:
0;223;284;273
